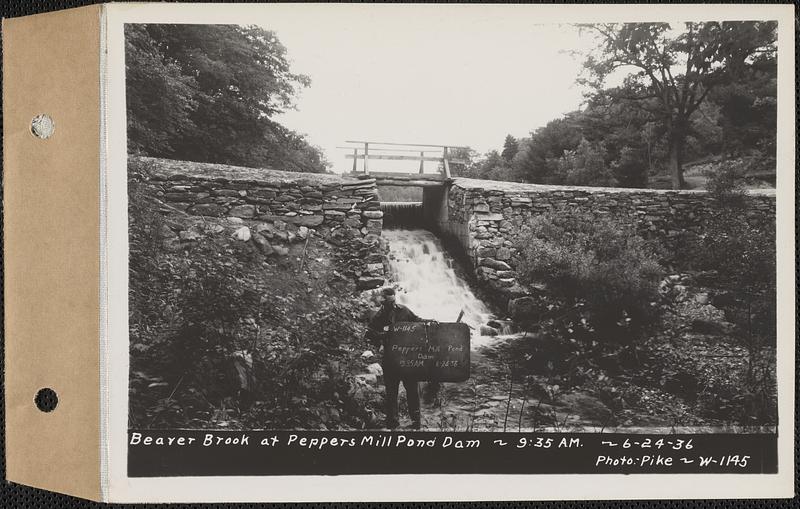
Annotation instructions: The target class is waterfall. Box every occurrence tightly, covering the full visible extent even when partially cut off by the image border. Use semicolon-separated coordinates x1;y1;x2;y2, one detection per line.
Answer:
381;229;497;349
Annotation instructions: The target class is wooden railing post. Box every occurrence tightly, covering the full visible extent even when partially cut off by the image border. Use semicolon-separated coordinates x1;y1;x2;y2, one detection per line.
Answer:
419;151;425;174
352;149;358;173
364;142;370;175
442;146;451;178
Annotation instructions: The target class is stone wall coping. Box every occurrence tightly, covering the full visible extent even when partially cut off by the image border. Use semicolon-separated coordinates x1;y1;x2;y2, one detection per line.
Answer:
451;177;776;198
134;156;368;186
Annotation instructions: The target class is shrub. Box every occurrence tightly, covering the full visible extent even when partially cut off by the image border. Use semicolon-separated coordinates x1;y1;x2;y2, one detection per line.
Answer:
705;162;748;207
691;190;776;348
516;210;664;342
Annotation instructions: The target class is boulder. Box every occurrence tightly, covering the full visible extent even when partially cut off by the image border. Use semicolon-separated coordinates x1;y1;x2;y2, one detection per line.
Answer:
366;363;384;377
508;296;538;320
163;192;192;203
252;234;274;255
479;325;499;337
496;247;512;261
365;262;384;275
692;318;736;336
159;224;177;238
188;203;225;217
343;217;362;228
476;266;497;279
480;258;512;271
297;226;310;239
694;292;710;305
162;237;182;252
504;284;529;300
179;229;201;242
228;204;256;218
557;392;613;423
232;226;251;242
354;373;378;386
293;215;324;227
474;212;504;221
365;219;383;234
672;284;688;302
273;244;290;256
255;222;275;235
357;276;384;290
361;350;375;360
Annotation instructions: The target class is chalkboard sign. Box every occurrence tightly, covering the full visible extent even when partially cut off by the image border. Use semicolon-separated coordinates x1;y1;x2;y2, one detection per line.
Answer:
385;322;470;382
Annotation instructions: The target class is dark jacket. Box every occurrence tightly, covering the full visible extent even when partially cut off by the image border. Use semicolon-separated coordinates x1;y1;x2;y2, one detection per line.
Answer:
366;303;424;348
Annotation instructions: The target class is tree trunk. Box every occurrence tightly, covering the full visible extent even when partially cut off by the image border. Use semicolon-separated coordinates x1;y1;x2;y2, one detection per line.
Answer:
668;133;686;189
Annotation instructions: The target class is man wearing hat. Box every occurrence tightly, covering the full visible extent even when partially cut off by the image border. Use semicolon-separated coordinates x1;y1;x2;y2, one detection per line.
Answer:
366;287;434;430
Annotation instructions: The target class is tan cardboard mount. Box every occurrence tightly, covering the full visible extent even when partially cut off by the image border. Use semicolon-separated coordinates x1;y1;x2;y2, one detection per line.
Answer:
1;2;794;504
4;4;103;501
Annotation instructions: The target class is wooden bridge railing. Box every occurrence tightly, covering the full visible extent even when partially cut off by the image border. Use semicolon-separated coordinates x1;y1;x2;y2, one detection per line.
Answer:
339;140;469;181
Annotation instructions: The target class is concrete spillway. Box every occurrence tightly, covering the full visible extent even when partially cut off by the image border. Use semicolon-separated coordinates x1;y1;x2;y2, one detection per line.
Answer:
380;201;424;229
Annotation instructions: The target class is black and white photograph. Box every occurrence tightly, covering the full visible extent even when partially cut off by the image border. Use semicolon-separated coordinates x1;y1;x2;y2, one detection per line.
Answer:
122;5;784;479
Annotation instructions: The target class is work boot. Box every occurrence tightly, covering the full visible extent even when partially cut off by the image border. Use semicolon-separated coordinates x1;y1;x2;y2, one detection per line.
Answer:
409;409;421;430
422;382;440;405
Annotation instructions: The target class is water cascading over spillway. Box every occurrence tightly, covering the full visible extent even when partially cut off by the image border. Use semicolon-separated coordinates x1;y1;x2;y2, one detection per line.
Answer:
380;202;424;229
381;229;496;349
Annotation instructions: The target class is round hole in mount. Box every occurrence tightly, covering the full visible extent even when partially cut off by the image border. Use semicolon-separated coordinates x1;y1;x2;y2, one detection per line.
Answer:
30;114;55;139
34;388;58;412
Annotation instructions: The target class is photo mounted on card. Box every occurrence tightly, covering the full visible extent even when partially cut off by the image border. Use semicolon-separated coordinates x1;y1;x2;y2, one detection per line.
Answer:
98;2;793;503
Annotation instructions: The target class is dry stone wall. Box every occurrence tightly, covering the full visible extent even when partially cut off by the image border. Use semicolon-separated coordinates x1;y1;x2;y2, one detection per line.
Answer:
134;157;385;289
442;178;776;305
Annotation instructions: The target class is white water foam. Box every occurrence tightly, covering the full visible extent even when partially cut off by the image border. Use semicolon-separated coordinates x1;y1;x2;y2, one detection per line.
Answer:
381;229;497;349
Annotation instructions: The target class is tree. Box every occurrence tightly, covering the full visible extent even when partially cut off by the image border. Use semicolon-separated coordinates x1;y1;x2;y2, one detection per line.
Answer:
711;53;777;164
514;115;583;184
126;24;329;173
578;89;666;187
579;22;777;188
501;135;519;162
558;139;617;187
125;25;197;156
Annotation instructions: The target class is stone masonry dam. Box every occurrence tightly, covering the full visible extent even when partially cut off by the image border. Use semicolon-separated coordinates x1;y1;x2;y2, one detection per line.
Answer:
134;156;776;314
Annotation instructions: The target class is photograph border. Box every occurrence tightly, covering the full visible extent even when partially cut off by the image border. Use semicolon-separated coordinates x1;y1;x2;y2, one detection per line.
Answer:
103;3;795;502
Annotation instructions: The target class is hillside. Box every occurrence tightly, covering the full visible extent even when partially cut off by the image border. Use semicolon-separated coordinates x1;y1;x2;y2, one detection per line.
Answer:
128;157;387;430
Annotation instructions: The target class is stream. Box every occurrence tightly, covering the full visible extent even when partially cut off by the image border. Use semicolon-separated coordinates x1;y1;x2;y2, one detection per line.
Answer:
377;229;757;433
381;229;536;431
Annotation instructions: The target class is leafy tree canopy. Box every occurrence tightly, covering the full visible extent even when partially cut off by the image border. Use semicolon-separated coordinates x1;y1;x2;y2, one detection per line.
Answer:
126;24;329;173
466;22;776;190
578;21;777;188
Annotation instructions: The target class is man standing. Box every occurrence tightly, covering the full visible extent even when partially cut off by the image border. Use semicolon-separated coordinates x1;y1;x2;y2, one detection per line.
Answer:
366;287;433;430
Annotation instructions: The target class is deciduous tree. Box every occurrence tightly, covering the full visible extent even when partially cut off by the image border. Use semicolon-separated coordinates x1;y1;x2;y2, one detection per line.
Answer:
579;22;777;188
126;24;329;173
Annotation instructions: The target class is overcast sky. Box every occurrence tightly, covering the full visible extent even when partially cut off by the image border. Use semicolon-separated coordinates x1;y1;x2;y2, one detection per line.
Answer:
261;7;597;173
